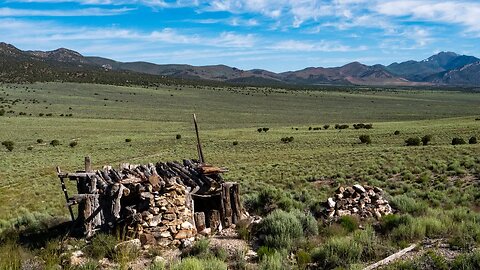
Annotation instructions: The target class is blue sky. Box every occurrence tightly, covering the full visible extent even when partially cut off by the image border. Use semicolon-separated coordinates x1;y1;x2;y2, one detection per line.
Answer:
0;0;479;72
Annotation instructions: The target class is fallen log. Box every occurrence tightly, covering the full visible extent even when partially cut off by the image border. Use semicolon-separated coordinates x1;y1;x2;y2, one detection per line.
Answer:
363;243;417;270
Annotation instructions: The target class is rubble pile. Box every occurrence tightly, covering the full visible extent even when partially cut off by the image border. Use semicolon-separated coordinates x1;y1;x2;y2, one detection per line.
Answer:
324;184;393;219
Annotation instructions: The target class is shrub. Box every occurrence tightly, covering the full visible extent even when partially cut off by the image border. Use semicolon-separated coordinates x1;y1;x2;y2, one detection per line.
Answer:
259;251;287;270
1;141;14;151
292;209;318;237
245;187;300;215
390;195;427;216
469;136;477;144
359;135;371;144
256;209;303;250
0;108;4;116
257;128;262;133
69;141;78;148
183;238;210;258
176;134;182;140
36;139;43;144
339;216;358;232
405;137;421;146
281;136;294;143
50;140;60;147
421;135;432;145
171;257;227;270
365;123;373;129
308;127;312;131
232;141;239;146
394;130;400;135
452;137;466;145
323;124;330;130
27;146;33;151
262;127;270;132
125;138;132;143
296;249;311;269
84;233;117;259
312;236;362;269
452;250;480;270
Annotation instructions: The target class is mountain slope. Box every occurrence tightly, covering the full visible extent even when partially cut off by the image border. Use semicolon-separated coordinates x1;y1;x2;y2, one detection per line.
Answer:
387;51;479;81
1;42;480;86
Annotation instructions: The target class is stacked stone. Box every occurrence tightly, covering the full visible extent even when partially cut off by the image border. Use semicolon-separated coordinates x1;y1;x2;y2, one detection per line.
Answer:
131;182;196;247
324;184;393;220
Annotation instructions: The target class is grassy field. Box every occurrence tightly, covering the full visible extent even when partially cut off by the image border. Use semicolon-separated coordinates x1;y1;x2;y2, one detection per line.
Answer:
0;82;479;223
1;82;480;268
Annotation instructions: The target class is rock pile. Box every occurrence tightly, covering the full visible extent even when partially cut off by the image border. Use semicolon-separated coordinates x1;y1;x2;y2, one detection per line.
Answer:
324;184;393;220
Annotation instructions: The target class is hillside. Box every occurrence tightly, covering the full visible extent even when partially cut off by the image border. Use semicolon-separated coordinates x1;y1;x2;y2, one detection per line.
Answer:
1;42;480;86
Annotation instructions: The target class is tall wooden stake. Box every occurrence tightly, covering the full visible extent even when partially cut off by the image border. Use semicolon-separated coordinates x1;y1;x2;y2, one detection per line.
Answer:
193;114;205;163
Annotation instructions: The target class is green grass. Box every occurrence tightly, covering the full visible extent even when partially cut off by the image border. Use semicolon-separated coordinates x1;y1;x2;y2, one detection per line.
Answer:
0;82;479;228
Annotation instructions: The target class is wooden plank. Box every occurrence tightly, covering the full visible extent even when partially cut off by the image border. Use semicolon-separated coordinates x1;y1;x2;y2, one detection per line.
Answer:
222;183;233;227
85;156;92;173
194;212;206;231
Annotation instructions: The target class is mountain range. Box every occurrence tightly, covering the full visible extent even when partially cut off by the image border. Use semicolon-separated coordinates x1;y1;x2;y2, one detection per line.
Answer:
1;42;479;87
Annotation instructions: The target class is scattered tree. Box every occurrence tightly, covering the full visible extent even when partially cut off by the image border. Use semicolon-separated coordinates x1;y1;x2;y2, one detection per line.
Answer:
176;134;182;140
323;125;330;130
257;128;263;133
50;140;60;147
36;139;44;144
69;141;78;148
232;141;239;146
405;137;421;146
394;130;400;135
359;135;372;144
262;127;270;132
125;138;132;143
469;136;477;144
2;141;14;151
281;137;294;143
421;135;432;146
452;137;466;145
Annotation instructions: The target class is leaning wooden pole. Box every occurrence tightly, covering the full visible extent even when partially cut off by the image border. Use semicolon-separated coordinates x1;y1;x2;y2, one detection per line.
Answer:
193;114;205;163
56;166;75;222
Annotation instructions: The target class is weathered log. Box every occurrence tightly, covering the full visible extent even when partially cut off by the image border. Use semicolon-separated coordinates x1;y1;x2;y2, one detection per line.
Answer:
363;244;417;270
194;212;206;231
230;183;242;224
198;165;228;175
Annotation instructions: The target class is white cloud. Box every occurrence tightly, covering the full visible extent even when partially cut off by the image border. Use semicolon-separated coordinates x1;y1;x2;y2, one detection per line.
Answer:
0;7;132;16
270;39;367;52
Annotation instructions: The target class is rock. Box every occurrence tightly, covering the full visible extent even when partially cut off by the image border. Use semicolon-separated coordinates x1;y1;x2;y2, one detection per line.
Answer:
374;186;383;193
181;221;194;230
153;256;166;265
245;249;258;260
327;197;336;208
336;187;345;194
140;233;156;246
353;184;366;194
70;250;86;266
175;229;195;239
199;228;212;236
160;231;171;238
114;239;141;252
181;238;194;248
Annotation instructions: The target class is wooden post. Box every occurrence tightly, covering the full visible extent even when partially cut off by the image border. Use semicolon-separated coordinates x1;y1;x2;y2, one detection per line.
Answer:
194;212;206;231
193;114;205;163
222;183;233;227
208;210;221;232
230;183;242;224
85;156;92;172
56;166;75;222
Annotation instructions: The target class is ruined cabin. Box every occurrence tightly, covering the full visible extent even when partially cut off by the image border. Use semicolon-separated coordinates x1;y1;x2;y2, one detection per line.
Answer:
57;156;244;247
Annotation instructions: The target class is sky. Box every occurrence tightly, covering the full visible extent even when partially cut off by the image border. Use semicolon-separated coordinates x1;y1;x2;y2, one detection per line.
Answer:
0;0;479;72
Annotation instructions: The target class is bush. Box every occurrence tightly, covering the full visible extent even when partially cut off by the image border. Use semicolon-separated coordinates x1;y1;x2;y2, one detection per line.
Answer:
262;127;270;132
422;135;432;145
1;141;14;151
405;137;421;146
259;251;286;270
292;209;318;237
27;146;33;151
257;128;262;133
232;141;238;146
390;195;427;216
0;109;4;116
281;136;294;143
339;216;359;232
308;127;312;131
36;139;43;144
359;135;371;144
394;130;400;135
257;209;304;250
69;141;78;148
84;233;117;259
176;134;182;140
312;236;362;269
452;137;466;145
323;124;330;130
452;250;480;270
469;137;477;144
171;257;227;270
125;138;132;142
50;140;60;147
245;187;300;215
